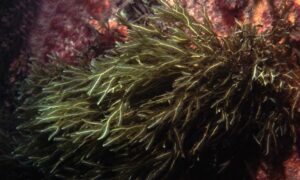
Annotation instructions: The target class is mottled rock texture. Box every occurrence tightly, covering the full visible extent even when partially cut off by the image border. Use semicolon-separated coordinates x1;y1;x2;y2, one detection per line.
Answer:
175;0;300;34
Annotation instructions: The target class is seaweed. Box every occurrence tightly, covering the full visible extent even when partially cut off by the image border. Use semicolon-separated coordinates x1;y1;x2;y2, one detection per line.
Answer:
16;1;300;179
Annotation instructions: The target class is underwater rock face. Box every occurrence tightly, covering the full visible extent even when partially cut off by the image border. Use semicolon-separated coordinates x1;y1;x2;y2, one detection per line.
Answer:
284;151;300;180
7;0;113;83
1;0;39;82
255;151;300;180
28;0;111;64
173;0;300;35
8;0;130;84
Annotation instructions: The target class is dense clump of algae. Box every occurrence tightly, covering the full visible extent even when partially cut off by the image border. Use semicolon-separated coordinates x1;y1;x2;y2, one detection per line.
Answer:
15;1;300;179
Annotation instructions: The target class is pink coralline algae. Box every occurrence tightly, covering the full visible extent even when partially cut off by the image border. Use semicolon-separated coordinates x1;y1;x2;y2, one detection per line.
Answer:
9;0;128;83
283;150;300;180
256;150;300;180
27;0;115;64
176;0;300;35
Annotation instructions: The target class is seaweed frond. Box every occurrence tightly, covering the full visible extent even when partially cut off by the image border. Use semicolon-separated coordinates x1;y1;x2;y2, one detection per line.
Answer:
16;0;300;179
